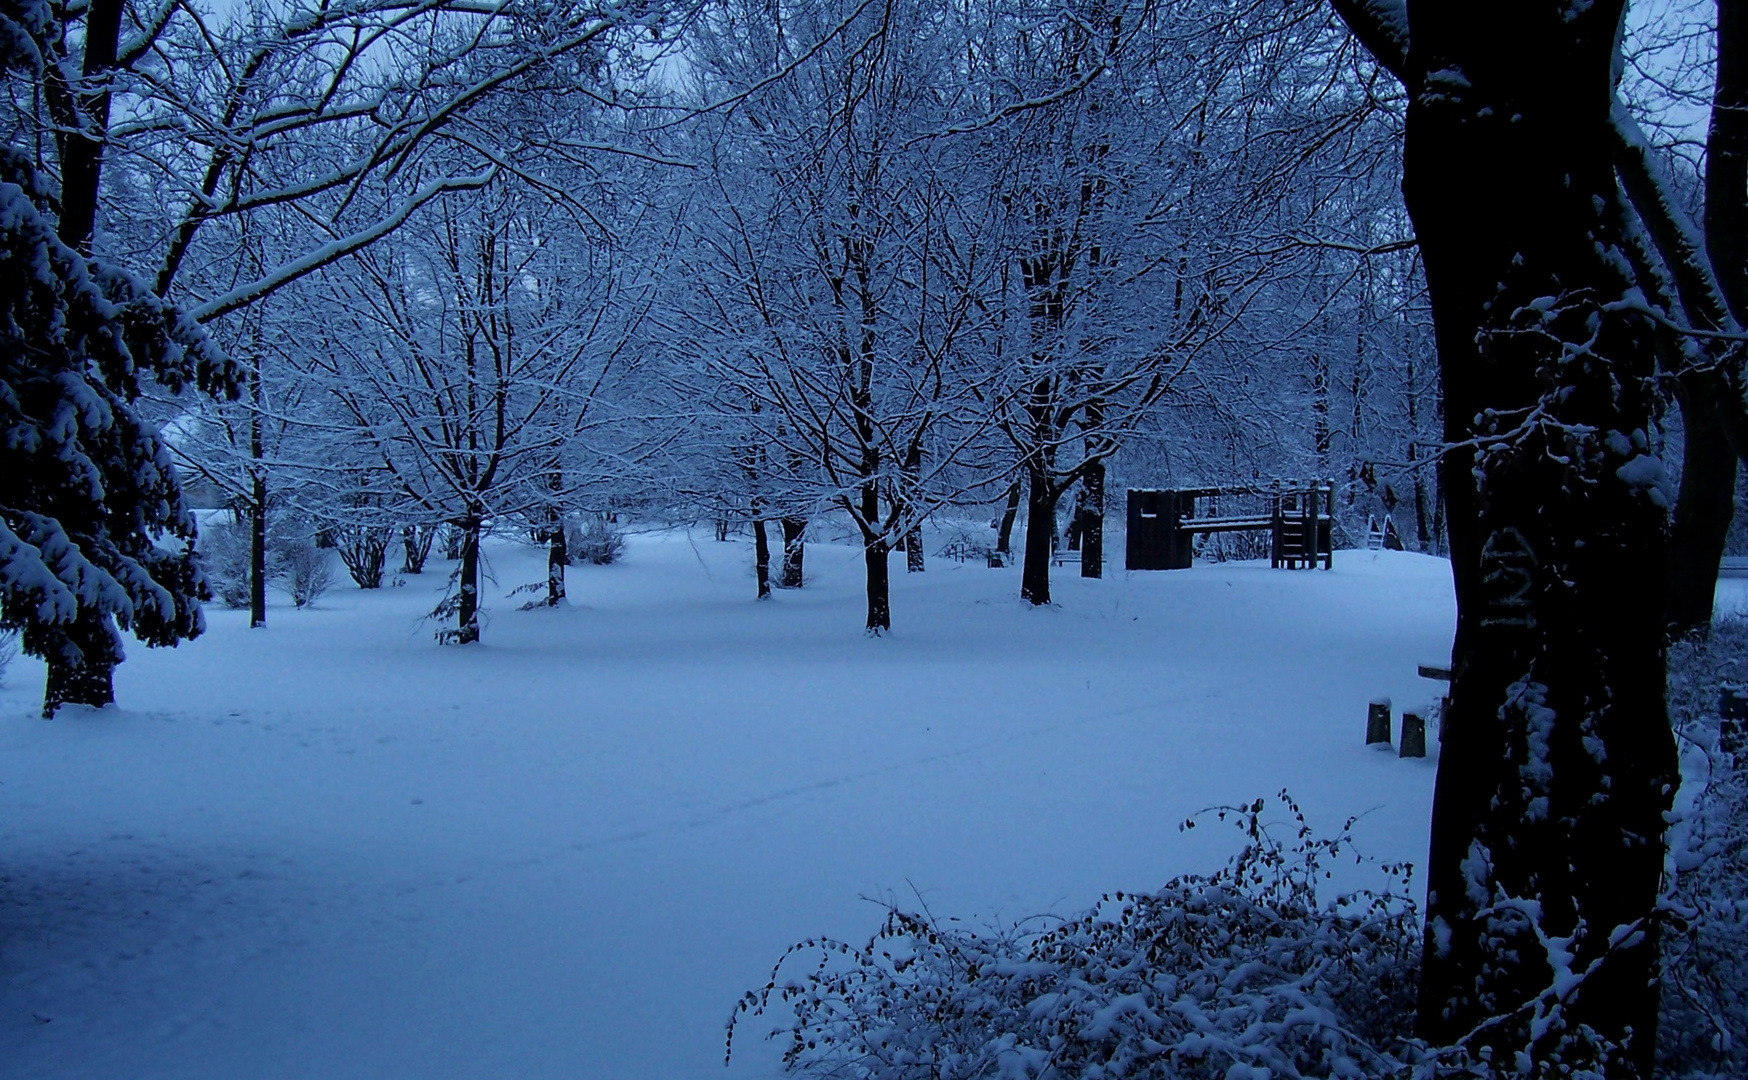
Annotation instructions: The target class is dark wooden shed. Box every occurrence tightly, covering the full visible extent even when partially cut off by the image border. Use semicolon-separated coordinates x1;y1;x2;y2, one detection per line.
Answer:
1125;490;1193;570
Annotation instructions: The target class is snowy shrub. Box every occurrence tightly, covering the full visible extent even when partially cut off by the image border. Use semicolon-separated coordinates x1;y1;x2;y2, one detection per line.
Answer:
568;515;626;566
1659;620;1748;1078
334;524;393;589
933;523;993;563
199;519;253;609
441;524;466;561
729;792;1420;1079
1194;528;1271;563
400;524;436;575
271;537;334;608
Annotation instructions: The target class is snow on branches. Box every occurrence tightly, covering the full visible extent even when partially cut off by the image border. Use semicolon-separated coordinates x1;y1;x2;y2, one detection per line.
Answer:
729;793;1420;1080
0;67;235;712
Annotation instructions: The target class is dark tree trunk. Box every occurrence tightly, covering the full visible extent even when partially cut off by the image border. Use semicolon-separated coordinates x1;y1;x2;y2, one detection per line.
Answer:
1372;4;1678;1070
753;518;772;599
779;517;806;588
42;610;120;716
249;473;268;629
1409;442;1431;553
859;479;890;633
1668;379;1736;635
1080;459;1105;579
1711;0;1747;324
897;442;925;573
546;519;566;607
248;358;267;628
863;537;890;632
54;0;123;254
1652;0;1748;641
455;513;482;645
1019;468;1057;606
996;480;1022;556
1406;336;1433;552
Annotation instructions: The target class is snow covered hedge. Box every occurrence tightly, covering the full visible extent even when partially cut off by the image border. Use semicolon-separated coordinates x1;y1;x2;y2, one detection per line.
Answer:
730;794;1420;1079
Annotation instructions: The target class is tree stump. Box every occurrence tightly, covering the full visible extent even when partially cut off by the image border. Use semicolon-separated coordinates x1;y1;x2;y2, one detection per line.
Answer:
1367;698;1392;746
1399;713;1427;759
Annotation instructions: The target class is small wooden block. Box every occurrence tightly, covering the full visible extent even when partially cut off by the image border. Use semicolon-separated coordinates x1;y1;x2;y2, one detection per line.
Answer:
1400;713;1427;758
1366;699;1392;746
1418;664;1453;682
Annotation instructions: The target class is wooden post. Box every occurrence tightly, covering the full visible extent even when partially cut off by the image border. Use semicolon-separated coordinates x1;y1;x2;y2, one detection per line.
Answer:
1321;482;1334;569
1270;495;1283;568
1301;485;1315;569
1400;712;1427;758
1367;697;1392;746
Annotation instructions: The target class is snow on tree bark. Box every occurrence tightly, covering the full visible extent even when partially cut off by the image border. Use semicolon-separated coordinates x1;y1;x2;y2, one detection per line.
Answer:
779;517;806;589
1332;0;1679;1069
752;517;772;600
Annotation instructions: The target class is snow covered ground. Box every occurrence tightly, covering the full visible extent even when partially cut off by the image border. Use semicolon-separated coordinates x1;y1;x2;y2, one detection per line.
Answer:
0;531;1455;1080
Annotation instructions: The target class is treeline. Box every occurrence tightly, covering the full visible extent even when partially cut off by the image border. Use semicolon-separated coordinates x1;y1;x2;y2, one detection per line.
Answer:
151;0;1439;644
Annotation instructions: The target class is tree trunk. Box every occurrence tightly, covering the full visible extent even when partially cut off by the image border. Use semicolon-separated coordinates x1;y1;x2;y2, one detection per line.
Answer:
1645;0;1748;641
1408;442;1431;553
753;518;772;599
249;472;268;629
1080;459;1104;579
248;357;267;628
1385;4;1676;1070
546;520;566;607
863;537;890;632
455;513;482;644
1020;468;1057;605
53;0;123;254
1668;377;1736;635
1710;0;1747;324
996;480;1022;556
779;517;806;588
1065;485;1085;550
860;479;890;633
42;610;120;716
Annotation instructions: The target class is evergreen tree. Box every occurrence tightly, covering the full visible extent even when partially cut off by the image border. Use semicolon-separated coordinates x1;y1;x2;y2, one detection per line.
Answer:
1;0;234;715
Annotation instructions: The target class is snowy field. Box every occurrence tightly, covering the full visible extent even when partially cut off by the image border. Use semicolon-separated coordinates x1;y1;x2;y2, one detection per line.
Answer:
0;531;1456;1080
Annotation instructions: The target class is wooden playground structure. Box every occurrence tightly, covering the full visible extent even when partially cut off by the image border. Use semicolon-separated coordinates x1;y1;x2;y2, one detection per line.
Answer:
1125;482;1335;571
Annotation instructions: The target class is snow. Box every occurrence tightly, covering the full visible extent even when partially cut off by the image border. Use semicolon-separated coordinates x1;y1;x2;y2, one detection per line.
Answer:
0;532;1454;1079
